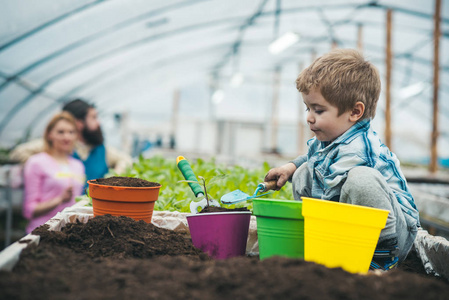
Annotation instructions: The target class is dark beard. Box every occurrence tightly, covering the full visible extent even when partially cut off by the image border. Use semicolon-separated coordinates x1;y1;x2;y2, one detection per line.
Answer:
82;126;104;146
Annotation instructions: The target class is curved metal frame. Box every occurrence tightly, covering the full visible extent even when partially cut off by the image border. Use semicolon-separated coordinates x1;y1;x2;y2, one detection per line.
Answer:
1;1;448;139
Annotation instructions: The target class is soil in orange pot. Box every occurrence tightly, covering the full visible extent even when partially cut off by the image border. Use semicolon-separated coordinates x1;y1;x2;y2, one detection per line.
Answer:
92;176;160;187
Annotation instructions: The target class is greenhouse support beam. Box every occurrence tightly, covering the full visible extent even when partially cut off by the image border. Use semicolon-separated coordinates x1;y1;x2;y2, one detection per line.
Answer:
270;66;281;153
171;89;180;141
331;40;338;49
357;23;363;52
273;0;281;40
430;0;441;173
297;62;306;155
385;9;393;150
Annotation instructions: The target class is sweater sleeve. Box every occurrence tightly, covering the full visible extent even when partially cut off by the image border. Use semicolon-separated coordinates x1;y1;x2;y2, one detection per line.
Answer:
9;139;45;164
289;155;307;168
22;157;44;219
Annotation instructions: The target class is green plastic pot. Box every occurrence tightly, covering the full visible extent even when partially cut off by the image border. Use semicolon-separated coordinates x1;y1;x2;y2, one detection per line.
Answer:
253;198;304;260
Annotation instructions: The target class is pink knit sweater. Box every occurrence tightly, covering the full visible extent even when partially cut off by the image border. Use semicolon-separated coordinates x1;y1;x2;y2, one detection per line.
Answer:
23;152;85;233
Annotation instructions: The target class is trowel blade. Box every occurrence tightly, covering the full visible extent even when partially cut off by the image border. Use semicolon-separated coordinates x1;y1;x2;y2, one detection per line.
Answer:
220;189;251;204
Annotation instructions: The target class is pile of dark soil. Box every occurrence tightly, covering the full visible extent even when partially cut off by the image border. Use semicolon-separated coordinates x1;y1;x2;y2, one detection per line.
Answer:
0;215;448;300
92;176;160;187
32;215;203;259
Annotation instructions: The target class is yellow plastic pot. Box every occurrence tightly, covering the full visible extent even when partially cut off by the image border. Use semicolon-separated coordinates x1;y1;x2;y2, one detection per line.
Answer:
302;197;389;274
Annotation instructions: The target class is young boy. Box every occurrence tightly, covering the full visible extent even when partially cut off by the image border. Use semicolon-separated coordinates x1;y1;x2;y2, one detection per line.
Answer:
265;49;419;271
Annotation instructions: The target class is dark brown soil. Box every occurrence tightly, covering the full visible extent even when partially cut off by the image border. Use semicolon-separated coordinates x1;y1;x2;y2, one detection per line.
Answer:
92;176;160;187
0;215;448;300
200;206;250;213
399;247;427;275
32;215;203;258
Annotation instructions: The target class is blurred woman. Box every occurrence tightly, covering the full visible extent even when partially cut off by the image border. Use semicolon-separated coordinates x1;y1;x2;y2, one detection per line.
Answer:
23;112;85;233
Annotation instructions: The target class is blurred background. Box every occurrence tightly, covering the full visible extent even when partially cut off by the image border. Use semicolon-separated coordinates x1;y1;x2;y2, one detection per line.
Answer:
0;0;448;165
0;0;448;247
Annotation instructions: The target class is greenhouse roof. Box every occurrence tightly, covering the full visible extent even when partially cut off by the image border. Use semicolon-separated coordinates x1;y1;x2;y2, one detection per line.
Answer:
0;0;448;160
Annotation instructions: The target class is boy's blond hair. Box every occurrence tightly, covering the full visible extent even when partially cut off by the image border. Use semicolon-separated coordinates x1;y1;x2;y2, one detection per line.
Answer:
296;49;381;119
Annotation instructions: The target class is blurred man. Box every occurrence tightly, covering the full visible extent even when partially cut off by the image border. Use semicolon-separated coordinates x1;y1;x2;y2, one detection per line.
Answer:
10;99;132;183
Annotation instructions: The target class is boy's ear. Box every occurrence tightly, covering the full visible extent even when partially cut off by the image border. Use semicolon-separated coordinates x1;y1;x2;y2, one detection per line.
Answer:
349;101;365;122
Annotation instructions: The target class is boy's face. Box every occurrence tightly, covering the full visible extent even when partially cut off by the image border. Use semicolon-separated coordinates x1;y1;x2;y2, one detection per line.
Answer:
302;88;356;142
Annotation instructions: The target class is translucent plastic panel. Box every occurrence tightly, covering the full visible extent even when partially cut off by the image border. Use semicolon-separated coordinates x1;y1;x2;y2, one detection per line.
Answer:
393;17;434;55
379;0;434;15
277;124;300;156
92;55;220;115
1;95;57;147
0;0;447;155
0;0;181;73
0;83;30;122
31;17;237;93
215;82;271;121
0;0;94;46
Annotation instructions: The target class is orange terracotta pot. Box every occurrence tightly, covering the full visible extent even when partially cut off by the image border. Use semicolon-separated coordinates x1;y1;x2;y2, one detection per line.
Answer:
87;180;161;223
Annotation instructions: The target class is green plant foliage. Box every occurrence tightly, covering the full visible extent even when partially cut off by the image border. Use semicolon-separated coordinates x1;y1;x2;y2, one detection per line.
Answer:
75;194;92;206
115;155;293;212
0;147;12;164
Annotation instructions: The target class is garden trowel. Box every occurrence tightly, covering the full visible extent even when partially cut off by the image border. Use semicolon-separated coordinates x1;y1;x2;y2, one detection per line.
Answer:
176;156;220;214
221;181;277;204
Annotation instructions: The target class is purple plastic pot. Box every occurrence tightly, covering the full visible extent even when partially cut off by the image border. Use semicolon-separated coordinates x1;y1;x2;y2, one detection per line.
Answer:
186;211;252;259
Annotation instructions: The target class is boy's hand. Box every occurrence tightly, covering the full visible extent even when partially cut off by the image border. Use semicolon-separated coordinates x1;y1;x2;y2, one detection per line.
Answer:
264;163;297;190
